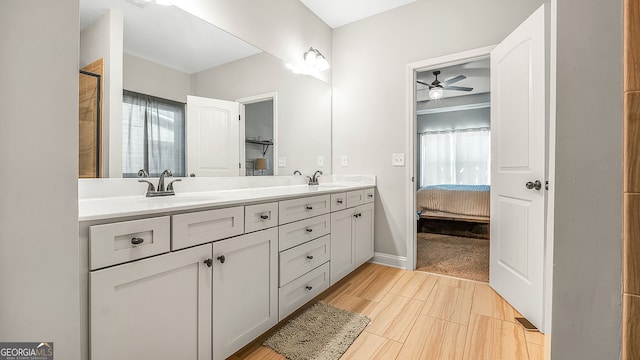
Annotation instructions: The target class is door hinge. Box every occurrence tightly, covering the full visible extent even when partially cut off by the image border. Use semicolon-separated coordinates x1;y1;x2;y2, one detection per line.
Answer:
545;180;549;190
411;177;415;183
239;163;242;169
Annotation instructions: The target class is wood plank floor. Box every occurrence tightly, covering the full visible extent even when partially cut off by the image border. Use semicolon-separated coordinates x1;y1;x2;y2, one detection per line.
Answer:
230;263;544;360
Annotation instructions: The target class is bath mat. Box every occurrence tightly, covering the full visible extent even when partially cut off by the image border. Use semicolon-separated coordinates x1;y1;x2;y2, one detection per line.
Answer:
263;301;370;360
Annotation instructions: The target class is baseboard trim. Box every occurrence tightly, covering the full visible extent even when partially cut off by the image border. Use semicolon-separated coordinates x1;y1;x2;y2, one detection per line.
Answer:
370;252;407;270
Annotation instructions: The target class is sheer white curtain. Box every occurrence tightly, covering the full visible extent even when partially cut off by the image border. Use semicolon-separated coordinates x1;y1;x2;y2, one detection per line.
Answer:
122;91;185;177
419;128;490;187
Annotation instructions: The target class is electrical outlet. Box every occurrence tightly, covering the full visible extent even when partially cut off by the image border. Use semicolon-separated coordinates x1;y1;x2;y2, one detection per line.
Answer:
392;153;405;167
341;155;348;167
317;156;324;167
278;157;286;167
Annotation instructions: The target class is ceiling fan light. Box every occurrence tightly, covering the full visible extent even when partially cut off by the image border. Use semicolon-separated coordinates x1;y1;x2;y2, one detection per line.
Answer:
429;87;444;100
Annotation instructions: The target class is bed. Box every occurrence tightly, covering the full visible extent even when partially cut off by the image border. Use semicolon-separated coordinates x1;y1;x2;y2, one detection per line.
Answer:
416;184;490;223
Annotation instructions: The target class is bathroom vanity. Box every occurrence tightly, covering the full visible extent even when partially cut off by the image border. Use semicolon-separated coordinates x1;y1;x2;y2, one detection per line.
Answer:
78;176;375;360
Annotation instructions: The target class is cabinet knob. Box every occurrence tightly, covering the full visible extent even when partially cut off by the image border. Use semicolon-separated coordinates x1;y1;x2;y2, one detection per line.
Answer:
204;259;213;267
306;228;313;233
131;237;144;245
305;286;313;291
353;213;358;218
217;255;226;264
367;194;373;198
306;205;313;210
260;214;269;220
306;255;314;260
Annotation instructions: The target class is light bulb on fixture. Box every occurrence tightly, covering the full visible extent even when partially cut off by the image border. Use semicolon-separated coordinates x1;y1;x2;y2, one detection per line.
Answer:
429;87;444;100
303;47;330;71
304;48;318;67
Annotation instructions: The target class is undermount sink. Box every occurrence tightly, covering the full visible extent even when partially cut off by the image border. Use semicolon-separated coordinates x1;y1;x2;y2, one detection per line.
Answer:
137;195;215;204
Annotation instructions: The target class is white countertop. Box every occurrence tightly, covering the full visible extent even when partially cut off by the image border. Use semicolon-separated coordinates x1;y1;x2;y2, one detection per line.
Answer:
79;176;375;222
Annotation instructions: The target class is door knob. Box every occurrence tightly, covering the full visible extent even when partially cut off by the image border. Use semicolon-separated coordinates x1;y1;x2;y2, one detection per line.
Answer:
525;180;542;191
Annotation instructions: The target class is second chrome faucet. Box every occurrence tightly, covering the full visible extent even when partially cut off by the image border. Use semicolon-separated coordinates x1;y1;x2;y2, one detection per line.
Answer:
138;169;181;197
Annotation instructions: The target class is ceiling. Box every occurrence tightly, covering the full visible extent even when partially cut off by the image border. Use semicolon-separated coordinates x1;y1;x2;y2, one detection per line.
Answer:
299;0;418;28
416;59;490;102
79;0;261;74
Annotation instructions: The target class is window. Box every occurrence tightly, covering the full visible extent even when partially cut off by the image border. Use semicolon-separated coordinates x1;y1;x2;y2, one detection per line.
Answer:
419;128;490;187
122;90;185;177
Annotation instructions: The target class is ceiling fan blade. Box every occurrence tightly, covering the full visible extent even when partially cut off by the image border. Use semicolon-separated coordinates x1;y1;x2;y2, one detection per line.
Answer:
442;75;466;86
416;80;433;88
445;85;474;92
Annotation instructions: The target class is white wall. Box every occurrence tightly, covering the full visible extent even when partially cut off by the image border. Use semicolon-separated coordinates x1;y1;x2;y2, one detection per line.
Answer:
331;0;543;257
123;53;192;103
551;0;623;358
192;52;332;176
80;10;123;178
175;0;333;84
0;1;80;359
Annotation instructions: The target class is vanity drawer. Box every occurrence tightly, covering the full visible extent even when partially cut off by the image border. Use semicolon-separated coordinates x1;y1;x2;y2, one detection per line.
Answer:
245;202;278;233
364;188;375;203
89;216;170;270
279;235;330;286
346;190;364;208
172;206;244;250
278;214;330;251
278;262;330;321
330;193;346;212
279;195;330;225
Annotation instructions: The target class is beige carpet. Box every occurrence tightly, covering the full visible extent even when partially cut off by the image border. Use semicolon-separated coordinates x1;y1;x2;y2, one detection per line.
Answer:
263;301;370;360
416;232;489;282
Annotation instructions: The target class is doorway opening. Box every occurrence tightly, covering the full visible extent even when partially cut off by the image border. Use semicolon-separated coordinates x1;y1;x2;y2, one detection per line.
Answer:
414;58;491;282
237;93;278;176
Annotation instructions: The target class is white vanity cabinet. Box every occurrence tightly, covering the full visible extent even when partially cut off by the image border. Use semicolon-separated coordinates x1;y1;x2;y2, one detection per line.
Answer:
211;227;278;360
90;243;213;360
330;190;375;285
81;185;375;360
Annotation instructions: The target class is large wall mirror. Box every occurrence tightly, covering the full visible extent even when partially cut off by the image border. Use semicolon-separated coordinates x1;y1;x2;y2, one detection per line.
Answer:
79;0;331;178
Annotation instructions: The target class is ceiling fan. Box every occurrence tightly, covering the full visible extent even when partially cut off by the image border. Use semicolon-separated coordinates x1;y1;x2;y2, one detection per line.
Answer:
417;70;473;99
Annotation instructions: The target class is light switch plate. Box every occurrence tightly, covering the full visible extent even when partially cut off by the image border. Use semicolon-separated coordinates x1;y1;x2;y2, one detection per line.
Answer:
278;157;286;167
317;156;324;167
341;155;348;167
392;153;405;167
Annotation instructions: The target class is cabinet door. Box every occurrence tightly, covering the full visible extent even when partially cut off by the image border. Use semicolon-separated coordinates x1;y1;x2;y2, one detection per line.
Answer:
354;203;374;267
90;244;212;360
330;208;355;285
212;228;278;360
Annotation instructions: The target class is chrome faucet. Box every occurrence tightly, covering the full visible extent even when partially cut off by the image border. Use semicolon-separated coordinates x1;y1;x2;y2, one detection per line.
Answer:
308;170;323;185
138;169;181;197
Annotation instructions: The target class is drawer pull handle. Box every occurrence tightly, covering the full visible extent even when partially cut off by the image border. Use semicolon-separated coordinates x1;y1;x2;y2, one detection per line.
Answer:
353;213;362;218
131;237;144;245
217;255;226;264
204;259;213;267
260;214;269;220
368;194;373;198
337;199;343;204
306;228;313;233
306;255;314;260
305;286;313;291
306;206;313;210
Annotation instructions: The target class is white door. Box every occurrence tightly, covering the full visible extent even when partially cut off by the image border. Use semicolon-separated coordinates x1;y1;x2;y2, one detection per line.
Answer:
490;5;546;330
186;95;240;177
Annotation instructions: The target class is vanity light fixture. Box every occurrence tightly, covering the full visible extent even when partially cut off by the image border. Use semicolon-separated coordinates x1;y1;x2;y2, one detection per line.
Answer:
428;86;445;100
303;47;330;71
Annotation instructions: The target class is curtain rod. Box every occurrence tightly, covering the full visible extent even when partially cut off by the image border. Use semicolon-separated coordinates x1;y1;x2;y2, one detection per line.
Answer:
419;127;490;135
